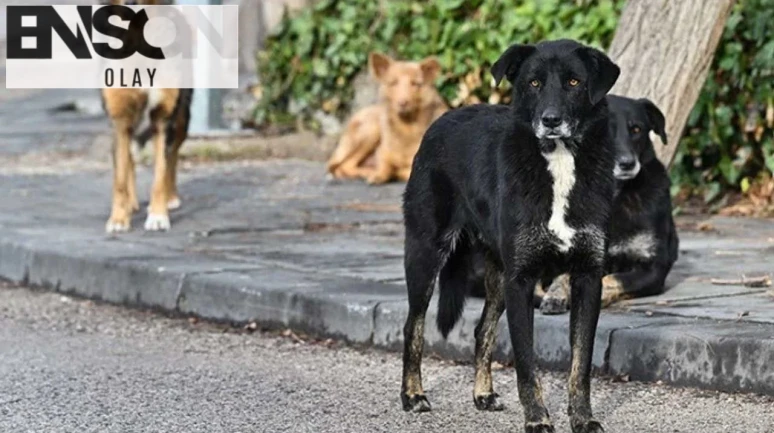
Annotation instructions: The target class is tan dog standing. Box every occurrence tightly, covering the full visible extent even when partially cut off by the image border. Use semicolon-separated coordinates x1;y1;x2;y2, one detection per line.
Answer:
102;88;192;233
101;0;192;233
327;53;448;184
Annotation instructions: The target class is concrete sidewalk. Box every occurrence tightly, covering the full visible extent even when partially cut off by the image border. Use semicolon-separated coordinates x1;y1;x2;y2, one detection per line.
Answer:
1;158;773;395
0;87;773;397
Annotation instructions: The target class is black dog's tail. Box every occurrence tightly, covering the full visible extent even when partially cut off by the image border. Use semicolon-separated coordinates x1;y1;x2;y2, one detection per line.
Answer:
436;239;486;338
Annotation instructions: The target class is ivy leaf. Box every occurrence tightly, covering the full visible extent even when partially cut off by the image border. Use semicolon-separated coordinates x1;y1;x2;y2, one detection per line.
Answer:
741;177;751;193
704;182;722;204
763;139;774;175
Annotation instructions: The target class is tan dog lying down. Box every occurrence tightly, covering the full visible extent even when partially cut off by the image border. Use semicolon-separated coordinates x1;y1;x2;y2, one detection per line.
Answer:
327;53;448;184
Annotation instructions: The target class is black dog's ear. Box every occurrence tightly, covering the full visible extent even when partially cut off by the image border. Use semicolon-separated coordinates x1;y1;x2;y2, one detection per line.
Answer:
638;98;668;145
576;47;620;105
491;44;536;86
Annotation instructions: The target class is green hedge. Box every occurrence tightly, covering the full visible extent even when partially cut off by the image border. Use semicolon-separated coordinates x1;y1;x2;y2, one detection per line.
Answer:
256;0;774;200
255;0;622;125
672;0;774;202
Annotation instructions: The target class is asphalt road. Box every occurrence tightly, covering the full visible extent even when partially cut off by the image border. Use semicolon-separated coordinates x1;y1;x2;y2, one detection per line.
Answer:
1;283;773;433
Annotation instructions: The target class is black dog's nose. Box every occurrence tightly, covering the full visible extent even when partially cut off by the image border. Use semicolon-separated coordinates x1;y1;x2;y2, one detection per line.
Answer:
617;157;637;171
541;111;562;128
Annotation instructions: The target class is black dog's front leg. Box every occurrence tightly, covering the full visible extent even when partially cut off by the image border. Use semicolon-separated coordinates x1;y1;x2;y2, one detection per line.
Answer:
568;270;604;433
503;272;554;433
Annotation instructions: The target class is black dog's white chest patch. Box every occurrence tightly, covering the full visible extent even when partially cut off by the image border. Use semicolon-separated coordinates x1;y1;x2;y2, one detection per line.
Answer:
542;139;577;252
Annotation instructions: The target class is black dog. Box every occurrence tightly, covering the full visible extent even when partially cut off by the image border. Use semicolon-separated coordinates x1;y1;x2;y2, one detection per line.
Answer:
401;40;619;433
539;95;679;314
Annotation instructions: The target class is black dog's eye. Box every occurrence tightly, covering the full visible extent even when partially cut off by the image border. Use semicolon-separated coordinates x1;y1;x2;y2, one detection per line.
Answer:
630;126;642;134
568;78;580;87
529;79;540;88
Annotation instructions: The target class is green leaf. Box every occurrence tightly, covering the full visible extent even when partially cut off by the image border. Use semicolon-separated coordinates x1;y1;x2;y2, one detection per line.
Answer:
741;177;751;193
704;182;722;204
763;139;774;175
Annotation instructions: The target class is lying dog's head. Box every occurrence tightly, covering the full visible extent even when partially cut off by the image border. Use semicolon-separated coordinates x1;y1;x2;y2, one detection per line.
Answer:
369;52;441;120
606;95;668;180
492;39;620;147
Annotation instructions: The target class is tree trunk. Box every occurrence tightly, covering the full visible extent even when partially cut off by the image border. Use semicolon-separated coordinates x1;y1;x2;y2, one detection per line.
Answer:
608;0;735;168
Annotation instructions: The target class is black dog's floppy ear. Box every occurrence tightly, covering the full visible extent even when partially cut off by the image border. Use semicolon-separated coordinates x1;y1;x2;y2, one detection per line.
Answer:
491;44;536;86
638;98;668;145
576;47;620;105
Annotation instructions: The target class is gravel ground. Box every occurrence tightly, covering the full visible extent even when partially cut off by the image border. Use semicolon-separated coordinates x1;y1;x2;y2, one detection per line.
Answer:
1;283;773;433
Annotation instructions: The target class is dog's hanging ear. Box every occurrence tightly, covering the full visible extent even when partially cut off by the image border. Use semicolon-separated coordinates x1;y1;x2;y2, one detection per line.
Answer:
419;57;441;83
369;52;394;82
576;47;620;105
639;98;668;145
491;44;536;86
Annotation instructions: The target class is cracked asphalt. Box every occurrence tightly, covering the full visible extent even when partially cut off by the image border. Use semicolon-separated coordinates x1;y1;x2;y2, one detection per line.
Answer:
1;283;773;433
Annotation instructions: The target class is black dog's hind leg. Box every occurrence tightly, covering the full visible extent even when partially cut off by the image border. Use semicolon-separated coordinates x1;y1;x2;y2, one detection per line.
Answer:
601;265;668;307
568;270;605;433
401;233;452;412
503;269;554;432
472;256;506;411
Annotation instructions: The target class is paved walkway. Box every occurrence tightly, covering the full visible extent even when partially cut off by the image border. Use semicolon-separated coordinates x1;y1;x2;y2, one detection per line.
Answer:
1;88;773;396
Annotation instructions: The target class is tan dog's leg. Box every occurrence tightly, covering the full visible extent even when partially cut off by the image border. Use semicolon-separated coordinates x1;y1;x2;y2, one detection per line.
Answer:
145;120;170;231
144;90;180;231
328;107;381;179
165;144;181;210
166;150;181;210
106;120;135;233
166;89;192;210
145;119;171;231
396;166;412;182
128;154;139;211
333;135;379;179
366;151;395;185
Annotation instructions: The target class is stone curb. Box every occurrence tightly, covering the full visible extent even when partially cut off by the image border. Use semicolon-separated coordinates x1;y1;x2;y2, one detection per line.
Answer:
1;231;773;396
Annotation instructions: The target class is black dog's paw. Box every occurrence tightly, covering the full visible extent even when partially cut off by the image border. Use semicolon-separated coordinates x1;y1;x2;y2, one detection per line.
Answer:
525;421;555;433
540;274;570;315
401;393;432;413
539;295;569;315
473;393;504;411
571;419;604;433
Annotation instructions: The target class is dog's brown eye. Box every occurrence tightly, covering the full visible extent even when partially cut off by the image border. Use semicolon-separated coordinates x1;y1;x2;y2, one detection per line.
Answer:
631;126;641;134
530;80;540;88
568;78;580;87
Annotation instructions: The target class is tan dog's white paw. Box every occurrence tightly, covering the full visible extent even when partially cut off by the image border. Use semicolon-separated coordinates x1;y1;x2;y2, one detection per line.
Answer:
167;197;181;210
144;213;170;231
105;219;130;233
147;198;181;212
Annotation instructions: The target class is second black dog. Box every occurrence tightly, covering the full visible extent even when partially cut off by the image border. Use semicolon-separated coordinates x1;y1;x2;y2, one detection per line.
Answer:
539;95;679;313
